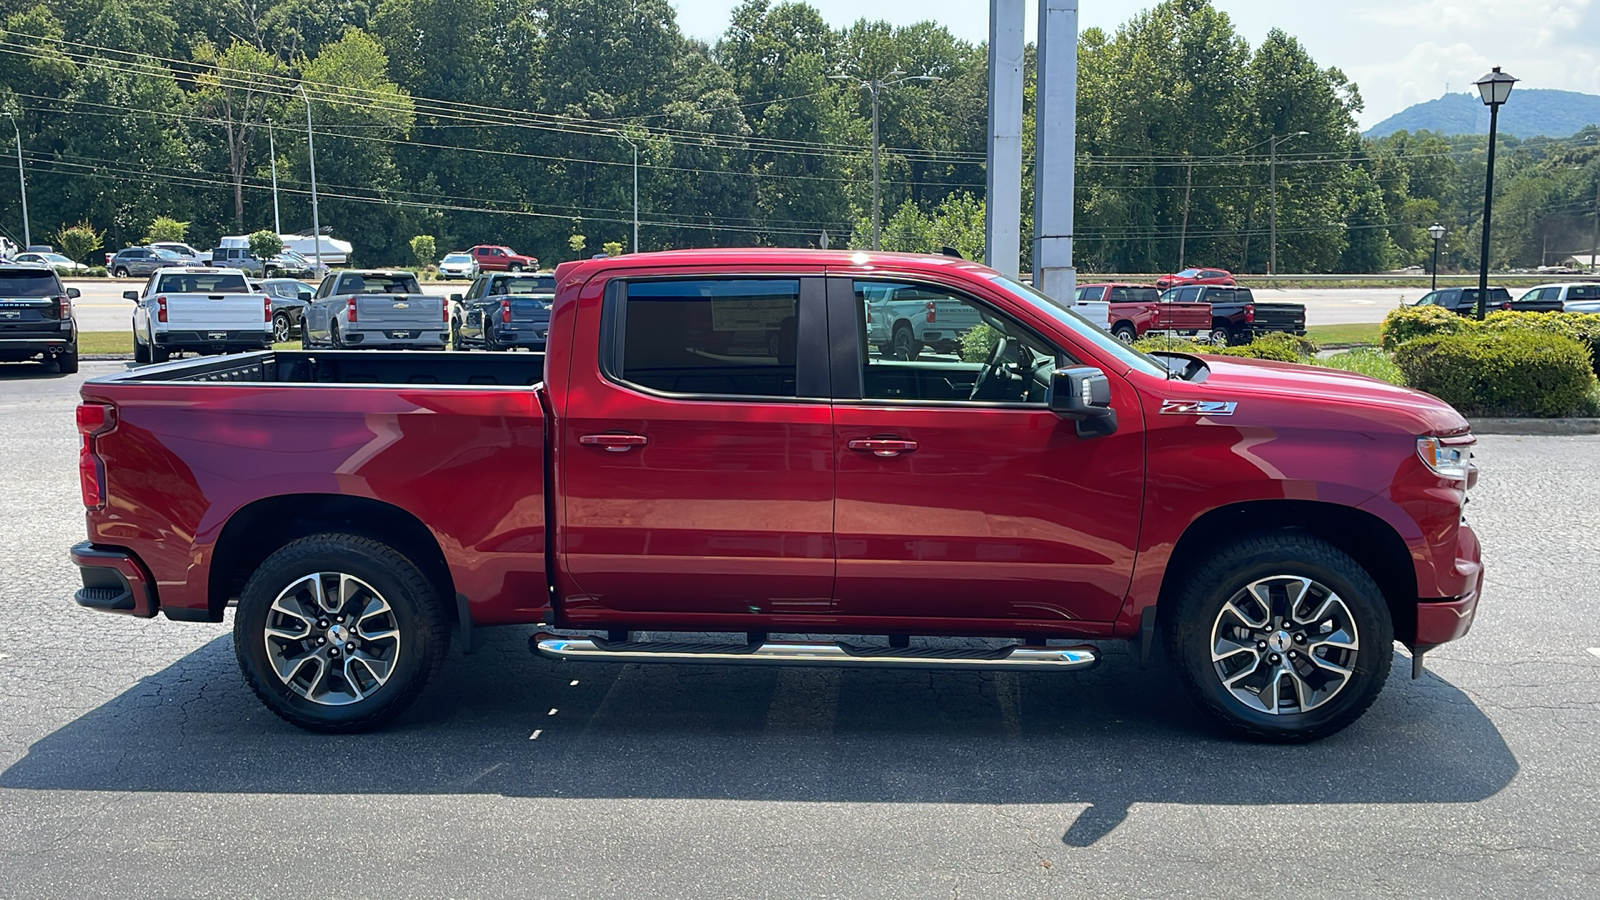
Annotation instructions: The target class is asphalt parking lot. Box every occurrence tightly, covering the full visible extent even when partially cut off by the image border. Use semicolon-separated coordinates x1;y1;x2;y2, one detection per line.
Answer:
2;361;1597;898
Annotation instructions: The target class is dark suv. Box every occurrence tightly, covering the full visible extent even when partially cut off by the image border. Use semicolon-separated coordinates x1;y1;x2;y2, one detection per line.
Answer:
1411;287;1515;316
0;264;79;373
109;247;185;278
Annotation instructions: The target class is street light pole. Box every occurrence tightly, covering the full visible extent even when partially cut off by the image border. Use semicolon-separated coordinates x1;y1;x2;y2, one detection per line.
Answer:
1473;67;1517;320
5;112;30;248
268;126;281;236
1428;222;1446;292
296;85;322;273
832;70;941;251
1268;131;1307;276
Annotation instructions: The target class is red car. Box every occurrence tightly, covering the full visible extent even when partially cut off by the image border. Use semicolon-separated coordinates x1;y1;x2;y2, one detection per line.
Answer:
1156;267;1236;289
1076;282;1211;343
468;244;538;272
70;249;1482;743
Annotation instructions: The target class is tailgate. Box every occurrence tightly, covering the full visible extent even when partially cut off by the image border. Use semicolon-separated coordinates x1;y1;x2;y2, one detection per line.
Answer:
0;297;65;336
161;292;268;330
1251;303;1305;329
355;294;444;326
507;297;553;325
1156;302;1211;329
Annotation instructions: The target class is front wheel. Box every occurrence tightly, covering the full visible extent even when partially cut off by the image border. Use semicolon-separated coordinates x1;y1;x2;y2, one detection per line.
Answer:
233;534;450;732
272;313;292;344
1164;534;1393;743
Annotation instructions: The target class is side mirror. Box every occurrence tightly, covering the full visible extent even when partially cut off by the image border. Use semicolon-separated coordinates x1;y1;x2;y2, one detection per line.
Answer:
450;293;463;303
1049;366;1118;437
123;290;139;302
67;288;81;299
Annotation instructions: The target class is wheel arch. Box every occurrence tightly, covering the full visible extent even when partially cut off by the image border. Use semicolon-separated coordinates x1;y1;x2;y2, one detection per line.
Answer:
1156;499;1419;645
208;494;456;624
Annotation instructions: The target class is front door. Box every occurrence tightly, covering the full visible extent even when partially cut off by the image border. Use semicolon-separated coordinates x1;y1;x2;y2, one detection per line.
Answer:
828;277;1145;627
560;274;836;621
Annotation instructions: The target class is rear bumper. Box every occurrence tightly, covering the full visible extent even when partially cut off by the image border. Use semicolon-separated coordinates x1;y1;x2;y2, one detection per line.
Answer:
344;328;449;348
69;542;158;618
0;336;73;354
1414;522;1483;649
154;330;272;350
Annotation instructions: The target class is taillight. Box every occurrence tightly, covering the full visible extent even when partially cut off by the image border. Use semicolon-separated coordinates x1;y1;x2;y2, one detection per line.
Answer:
156;295;167;323
925;301;937;323
346;296;357;323
56;295;70;318
501;298;512;324
76;402;117;510
1244;303;1255;324
866;307;874;324
444;301;451;323
264;296;272;323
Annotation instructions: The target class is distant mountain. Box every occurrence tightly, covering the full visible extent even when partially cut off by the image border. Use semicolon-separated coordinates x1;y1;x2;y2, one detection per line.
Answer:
1364;89;1600;139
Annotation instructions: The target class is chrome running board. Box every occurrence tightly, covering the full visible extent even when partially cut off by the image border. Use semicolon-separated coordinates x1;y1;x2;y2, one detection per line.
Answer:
531;634;1099;671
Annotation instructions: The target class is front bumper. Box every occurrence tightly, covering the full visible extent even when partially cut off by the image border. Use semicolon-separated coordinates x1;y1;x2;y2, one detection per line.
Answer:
1415;522;1483;649
70;542;158;618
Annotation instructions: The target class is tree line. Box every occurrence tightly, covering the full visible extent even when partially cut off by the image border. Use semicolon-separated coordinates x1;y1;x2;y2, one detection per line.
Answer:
0;0;1594;272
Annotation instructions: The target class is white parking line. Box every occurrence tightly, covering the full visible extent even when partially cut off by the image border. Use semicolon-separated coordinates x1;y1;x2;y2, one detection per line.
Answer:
1587;648;1600;660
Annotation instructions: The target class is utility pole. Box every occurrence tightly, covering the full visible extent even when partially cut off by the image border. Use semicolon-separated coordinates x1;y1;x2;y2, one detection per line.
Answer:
297;85;322;272
268;126;281;236
1178;155;1193;272
1591;178;1599;273
5;112;30;248
986;0;1025;277
832;70;941;251
1032;0;1079;304
1268;131;1307;276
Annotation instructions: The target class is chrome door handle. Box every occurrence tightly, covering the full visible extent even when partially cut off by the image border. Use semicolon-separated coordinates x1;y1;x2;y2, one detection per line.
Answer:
579;433;648;452
848;438;918;458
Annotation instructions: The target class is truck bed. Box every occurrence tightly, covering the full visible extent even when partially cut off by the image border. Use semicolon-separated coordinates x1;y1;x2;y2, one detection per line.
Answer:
111;350;545;386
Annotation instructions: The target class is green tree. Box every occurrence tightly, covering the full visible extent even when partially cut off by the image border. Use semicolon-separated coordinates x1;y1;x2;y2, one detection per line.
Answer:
409;234;437;267
568;234;587;257
603;241;623;257
55;221;104;264
249;229;284;260
144;216;190;244
194;41;288;228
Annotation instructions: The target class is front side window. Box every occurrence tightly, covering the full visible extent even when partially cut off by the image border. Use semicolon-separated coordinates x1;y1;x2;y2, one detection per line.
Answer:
857;280;1065;404
616;279;799;398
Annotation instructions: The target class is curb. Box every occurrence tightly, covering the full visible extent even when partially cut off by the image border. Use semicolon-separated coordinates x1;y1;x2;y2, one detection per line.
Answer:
1468;418;1600;436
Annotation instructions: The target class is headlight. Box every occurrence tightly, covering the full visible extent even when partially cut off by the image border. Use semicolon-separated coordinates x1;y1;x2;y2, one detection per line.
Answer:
1417;435;1474;482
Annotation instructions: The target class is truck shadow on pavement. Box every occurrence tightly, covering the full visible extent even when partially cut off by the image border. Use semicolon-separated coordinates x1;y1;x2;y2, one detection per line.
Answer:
1;628;1518;846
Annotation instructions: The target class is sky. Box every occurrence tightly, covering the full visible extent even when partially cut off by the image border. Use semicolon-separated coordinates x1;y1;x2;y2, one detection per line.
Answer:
671;0;1600;129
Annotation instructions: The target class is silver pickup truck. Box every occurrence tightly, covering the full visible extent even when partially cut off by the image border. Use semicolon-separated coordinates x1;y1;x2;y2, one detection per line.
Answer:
301;269;447;350
127;267;272;363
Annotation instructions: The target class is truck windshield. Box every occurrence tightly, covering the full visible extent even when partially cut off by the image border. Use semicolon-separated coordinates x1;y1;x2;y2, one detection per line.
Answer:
156;272;251;293
984;274;1168;378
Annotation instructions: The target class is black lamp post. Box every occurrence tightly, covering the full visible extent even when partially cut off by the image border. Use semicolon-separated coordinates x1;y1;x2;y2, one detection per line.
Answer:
1473;67;1517;320
1428;222;1446;292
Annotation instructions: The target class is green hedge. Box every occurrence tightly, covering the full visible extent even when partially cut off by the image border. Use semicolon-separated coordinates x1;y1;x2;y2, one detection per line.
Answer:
1393;331;1596;417
1482;310;1600;376
1131;331;1317;363
1380;305;1474;351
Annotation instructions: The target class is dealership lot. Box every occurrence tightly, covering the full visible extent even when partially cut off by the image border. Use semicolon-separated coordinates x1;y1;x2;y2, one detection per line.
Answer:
1;362;1597;898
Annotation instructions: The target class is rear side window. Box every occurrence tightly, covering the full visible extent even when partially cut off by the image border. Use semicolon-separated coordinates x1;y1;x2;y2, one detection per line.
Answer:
1128;288;1160;303
1569;286;1599;301
0;269;61;297
616;279;799;397
155;272;250;293
1175;286;1201;302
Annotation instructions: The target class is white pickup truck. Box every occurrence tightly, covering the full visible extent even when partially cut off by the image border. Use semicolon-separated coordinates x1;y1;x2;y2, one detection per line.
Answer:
126;267;272;363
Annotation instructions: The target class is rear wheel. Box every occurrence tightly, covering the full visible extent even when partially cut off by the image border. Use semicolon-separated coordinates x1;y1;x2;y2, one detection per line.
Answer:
1164;534;1393;743
331;322;344;350
113;266;129;278
451;319;465;351
507;263;523;273
234;534;450;732
1112;323;1138;344
272;313;292;344
891;323;920;361
1209;322;1234;347
55;346;79;374
133;331;149;364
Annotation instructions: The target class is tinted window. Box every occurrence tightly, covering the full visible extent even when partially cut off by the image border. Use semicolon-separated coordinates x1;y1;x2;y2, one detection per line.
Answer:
1128;288;1160;303
1073;287;1092;302
618;279;799;397
342;274;422;294
490;275;556;295
156;272;250;293
1175;286;1202;302
1569;286;1599;301
0;269;61;297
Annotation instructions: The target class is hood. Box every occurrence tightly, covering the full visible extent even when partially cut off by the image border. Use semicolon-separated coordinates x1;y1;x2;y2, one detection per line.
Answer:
1184;354;1470;436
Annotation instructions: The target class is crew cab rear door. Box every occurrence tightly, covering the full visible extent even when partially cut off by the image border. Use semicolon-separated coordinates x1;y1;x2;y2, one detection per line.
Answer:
825;273;1144;625
557;269;836;619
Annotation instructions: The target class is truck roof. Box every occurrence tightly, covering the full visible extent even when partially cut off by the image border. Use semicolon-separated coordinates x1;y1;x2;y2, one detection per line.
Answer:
332;269;415;277
553;248;999;284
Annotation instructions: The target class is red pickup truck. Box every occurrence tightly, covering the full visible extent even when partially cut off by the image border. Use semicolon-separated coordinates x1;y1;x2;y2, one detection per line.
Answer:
1075;282;1211;343
69;249;1483;742
468;244;538;272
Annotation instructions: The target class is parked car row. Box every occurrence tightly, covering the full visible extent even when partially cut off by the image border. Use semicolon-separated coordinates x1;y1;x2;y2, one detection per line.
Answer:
1076;281;1307;346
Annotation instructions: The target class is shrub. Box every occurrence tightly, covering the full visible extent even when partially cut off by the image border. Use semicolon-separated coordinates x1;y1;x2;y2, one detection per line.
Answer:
1380;305;1473;351
1394;331;1596;417
54;221;103;265
1321;348;1403;385
408;234;437;268
248;229;283;261
84;266;107;278
1482;310;1600;375
960;323;1000;362
1129;332;1315;363
143;216;190;244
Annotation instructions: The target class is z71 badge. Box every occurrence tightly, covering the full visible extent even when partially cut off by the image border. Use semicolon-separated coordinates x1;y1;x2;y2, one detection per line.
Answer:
1160;399;1237;416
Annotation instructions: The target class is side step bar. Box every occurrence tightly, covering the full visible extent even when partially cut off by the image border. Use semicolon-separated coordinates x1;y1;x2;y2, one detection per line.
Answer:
531;633;1099;672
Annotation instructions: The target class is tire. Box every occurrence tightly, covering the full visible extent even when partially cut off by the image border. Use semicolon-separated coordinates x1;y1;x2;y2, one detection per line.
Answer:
113;266;129;278
507;263;523;273
891;323;920;361
1163;534;1393;743
272;313;292;344
1112;323;1138;344
55;347;79;374
331;322;344;350
450;319;465;352
133;333;149;364
1209;322;1234;347
149;332;169;363
233;533;451;733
